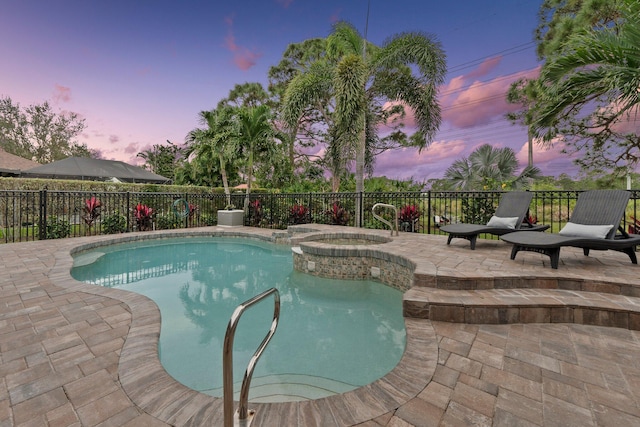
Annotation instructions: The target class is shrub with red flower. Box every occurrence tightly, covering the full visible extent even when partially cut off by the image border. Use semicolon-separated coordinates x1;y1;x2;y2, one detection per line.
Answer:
82;197;102;227
249;199;263;226
289;204;310;225
327;202;349;226
134;203;154;231
188;203;198;219
399;204;420;232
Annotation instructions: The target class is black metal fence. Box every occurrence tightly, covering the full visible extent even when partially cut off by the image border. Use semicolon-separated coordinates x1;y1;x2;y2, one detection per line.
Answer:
1;189;639;243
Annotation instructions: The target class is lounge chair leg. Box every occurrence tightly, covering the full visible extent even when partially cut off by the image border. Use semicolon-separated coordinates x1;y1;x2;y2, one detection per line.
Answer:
549;248;560;269
510;245;519;260
469;235;477;250
447;235;453;246
583;248;590;256
622;247;638;264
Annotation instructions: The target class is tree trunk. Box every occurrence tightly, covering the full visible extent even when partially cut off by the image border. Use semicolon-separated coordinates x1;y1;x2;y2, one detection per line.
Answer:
244;150;254;212
354;121;366;227
219;156;231;206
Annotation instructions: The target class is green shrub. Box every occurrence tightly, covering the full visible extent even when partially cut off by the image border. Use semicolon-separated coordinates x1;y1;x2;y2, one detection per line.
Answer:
461;197;495;224
44;216;71;239
200;213;216;226
155;213;179;230
102;211;127;234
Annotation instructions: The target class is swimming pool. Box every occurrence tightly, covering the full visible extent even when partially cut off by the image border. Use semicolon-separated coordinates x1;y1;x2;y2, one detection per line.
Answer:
71;237;406;402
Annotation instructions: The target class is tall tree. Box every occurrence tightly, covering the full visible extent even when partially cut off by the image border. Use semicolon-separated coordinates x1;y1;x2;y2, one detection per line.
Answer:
506;78;545;169
234;105;277;211
269;39;330;179
217;82;270;110
0;97;91;163
136;141;182;181
532;0;640;173
444;144;540;190
534;0;621;60
282;22;446;225
185;107;238;203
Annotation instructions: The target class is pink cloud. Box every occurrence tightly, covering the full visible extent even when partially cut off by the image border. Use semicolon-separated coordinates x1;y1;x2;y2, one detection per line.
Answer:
124;142;139;154
224;15;262;70
602;102;640;135
373;139;468;180
276;0;294;8
514;137;580;175
109;135;119;144
329;8;342;23
53;84;72;103
233;51;262;70
440;67;540;128
463;56;502;80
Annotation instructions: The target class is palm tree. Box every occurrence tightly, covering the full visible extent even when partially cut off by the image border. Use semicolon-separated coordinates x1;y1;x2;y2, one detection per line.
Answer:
444;144;540;190
283;22;446;225
235;105;277;211
186;107;237;205
532;0;640;169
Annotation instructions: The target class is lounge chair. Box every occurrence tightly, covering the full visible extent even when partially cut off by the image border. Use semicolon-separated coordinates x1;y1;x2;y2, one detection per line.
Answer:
501;189;640;269
440;191;549;249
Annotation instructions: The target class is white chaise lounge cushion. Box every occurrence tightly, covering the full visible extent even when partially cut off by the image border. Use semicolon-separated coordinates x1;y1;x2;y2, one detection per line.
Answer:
558;222;613;239
486;215;519;229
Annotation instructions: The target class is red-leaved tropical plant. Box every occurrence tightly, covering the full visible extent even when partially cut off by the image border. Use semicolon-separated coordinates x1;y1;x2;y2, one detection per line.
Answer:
327;202;349;226
249;199;263;226
134;203;154;231
399;204;420;232
82;197;102;227
289;204;309;225
399;205;420;223
188;203;198;219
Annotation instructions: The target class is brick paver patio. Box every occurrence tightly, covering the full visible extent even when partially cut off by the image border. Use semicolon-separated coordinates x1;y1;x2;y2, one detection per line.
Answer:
0;226;639;426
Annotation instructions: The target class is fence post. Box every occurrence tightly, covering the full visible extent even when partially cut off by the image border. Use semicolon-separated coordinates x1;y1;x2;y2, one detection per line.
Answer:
39;190;47;240
426;191;432;234
357;192;363;228
126;192;131;232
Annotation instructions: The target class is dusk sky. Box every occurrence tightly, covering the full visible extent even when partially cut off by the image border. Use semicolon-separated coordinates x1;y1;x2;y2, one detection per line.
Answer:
0;0;583;181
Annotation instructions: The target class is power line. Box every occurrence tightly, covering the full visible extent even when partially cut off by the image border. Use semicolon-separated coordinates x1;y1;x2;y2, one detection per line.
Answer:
447;42;536;75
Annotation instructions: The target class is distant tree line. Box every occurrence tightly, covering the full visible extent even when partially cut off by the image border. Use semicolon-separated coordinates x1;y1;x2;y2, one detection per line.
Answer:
0;97;94;163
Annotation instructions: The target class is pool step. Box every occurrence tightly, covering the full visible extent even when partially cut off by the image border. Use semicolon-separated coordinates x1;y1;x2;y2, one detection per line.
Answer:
203;374;357;402
403;287;640;330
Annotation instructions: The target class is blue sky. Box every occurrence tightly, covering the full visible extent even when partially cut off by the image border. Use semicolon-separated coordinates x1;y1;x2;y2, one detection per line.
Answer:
0;0;582;180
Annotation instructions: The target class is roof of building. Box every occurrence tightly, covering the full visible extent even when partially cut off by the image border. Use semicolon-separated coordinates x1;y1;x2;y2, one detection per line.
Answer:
0;148;40;175
21;157;170;184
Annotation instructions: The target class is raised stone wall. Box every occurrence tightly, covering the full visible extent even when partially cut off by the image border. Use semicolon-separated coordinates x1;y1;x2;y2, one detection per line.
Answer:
292;247;414;292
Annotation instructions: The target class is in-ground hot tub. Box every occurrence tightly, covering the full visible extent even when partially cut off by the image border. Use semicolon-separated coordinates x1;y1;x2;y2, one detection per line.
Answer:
291;231;414;292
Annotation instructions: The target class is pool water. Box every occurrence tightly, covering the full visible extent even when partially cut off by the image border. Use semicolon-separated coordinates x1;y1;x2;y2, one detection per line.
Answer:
71;237;406;402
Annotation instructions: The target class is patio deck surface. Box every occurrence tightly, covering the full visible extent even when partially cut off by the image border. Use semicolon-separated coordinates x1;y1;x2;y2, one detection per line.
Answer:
1;226;639;426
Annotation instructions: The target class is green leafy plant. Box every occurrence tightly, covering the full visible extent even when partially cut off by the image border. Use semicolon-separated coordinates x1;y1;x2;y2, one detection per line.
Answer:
462;197;494;224
102;211;127;234
155;213;179;230
44;216;71;239
199;213;216;226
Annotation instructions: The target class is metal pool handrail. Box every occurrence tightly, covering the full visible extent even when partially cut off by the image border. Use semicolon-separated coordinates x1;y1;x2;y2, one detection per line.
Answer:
223;287;281;427
372;203;399;236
